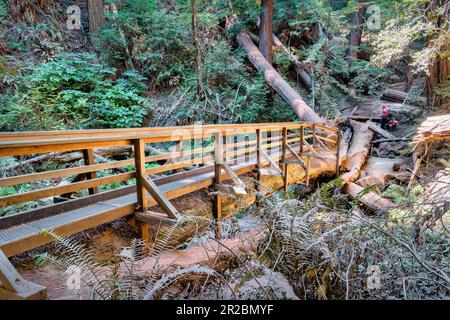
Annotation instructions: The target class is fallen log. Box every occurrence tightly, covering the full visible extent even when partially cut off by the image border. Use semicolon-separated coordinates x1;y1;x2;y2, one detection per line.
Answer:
236;29;323;123
272;34;313;90
346;182;395;212
367;121;395;139
381;88;427;106
53;146;134;163
117;228;264;276
255;18;313;90
3;152;60;172
340;120;395;211
347;116;380;122
373;138;412;144
341;120;374;184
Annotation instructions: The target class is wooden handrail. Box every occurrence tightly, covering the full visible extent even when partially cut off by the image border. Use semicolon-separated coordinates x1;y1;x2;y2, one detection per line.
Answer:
0;122;339;213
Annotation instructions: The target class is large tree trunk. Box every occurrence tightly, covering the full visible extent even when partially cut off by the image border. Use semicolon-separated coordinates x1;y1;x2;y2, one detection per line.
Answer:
191;0;204;99
87;0;105;42
347;3;365;59
237;29;323;123
425;0;449;110
259;0;274;64
427;42;450;110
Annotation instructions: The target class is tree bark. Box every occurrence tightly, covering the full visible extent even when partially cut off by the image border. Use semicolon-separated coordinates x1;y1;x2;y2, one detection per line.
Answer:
191;0;204;99
346;182;395;211
341;120;373;184
87;0;105;42
347;3;365;59
237;29;323;123
381;88;427;106
8;0;39;24
427;42;450;110
259;0;274;64
339;120;395;211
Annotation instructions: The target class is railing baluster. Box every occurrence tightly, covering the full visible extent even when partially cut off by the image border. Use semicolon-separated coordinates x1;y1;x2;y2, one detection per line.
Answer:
134;139;148;213
282;127;288;191
134;138;150;242
213;131;223;239
312;123;316;148
335;131;341;177
299;125;304;155
82;149;98;195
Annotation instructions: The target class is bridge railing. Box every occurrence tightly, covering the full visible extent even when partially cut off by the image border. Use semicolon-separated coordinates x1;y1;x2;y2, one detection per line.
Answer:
0;122;339;219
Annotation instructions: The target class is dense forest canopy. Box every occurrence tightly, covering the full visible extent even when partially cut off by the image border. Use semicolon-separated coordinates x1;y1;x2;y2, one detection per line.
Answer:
0;0;448;131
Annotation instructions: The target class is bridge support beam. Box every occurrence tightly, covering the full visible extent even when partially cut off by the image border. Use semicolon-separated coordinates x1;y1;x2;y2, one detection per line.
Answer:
134;139;150;241
133;139;181;242
0;249;46;300
83;149;98;195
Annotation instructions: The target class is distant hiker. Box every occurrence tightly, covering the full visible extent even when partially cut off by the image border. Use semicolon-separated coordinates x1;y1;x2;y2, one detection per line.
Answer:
380;105;390;129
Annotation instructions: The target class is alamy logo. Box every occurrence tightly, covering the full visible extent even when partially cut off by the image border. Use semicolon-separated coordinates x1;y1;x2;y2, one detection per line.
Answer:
65;265;81;290
67;5;81;30
366;5;381;31
366;265;381;290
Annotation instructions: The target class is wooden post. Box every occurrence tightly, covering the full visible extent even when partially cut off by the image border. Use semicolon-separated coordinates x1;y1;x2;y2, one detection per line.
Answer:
335;132;341;177
213;132;223;239
300;125;304;154
312;124;317;148
82;149;98;195
282;127;288;191
256;129;262;172
305;156;311;187
133;139;149;241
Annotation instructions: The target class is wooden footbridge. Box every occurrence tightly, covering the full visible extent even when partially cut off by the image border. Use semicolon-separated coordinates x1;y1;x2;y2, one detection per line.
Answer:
0;122;339;299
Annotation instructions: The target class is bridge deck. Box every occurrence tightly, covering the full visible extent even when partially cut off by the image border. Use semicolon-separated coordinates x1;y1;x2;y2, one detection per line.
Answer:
0;153;281;256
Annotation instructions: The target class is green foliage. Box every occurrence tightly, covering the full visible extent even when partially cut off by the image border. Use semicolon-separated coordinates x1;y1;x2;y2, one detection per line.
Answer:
382;184;424;205
0;1;6;19
348;60;396;95
0;53;149;131
99;0;192;90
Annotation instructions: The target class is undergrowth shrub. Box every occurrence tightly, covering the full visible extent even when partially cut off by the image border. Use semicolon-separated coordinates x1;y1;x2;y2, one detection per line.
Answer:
0;53;149;131
98;0;192;90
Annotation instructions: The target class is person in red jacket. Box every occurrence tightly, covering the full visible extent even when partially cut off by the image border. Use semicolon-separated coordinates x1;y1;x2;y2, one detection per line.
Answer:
380;105;389;129
388;118;398;130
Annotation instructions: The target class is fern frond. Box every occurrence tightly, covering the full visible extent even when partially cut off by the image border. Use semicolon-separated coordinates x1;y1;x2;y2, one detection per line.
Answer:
142;265;217;300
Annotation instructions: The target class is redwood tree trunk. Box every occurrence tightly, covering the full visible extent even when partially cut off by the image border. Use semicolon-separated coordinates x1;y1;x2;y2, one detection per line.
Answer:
191;0;204;99
8;0;39;24
347;3;365;59
427;42;450;110
87;0;105;41
259;0;274;64
237;29;323;123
